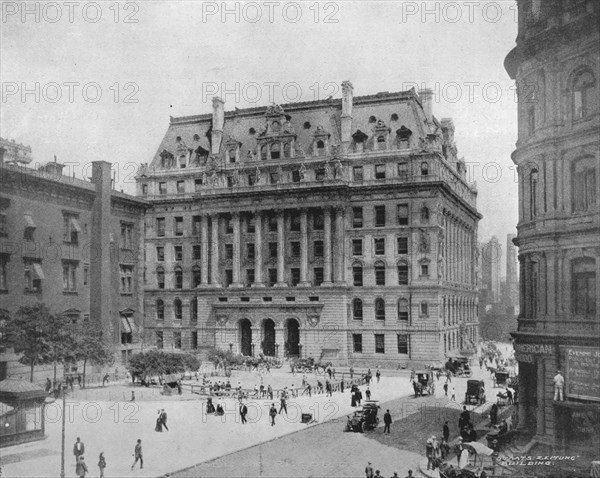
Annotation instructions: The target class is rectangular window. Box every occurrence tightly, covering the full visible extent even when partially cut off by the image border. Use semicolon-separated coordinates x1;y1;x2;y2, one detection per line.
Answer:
225;269;233;287
291;268;300;286
315;168;325;181
157;269;165;289
246;243;255;260
398;264;409;285
156;331;164;349
375;206;386;227
62;262;77;292
290;213;301;232
375;164;386;179
142;183;148;195
397;237;408;254
374;238;385;256
352;239;363;256
397;204;409;225
353;266;363;287
192;216;201;236
156;246;165;262
375;267;386;286
192;267;201;287
63;214;80;245
225;217;233;234
173;332;182;349
246;269;255;287
268;268;277;287
156;218;165;237
353;166;364;181
248;173;257;186
421;302;429;316
397;162;408;179
291;241;301;257
247;217;255;233
292;170;301;182
352;207;363;228
176;180;185;193
420;264;429;276
191;332;198;349
268;242;278;259
225;244;234;260
174;217;184;236
194;179;203;192
175;269;183;289
120;265;133;294
314;240;323;257
268;216;278;232
120;223;133;249
227;176;234;188
353;334;363;353
375;334;385;354
397;334;409;354
192;245;201;260
398;300;409;321
174;245;183;262
313;212;324;230
0;254;7;291
314;267;324;286
159;182;167;195
353;299;363;320
270;172;278;184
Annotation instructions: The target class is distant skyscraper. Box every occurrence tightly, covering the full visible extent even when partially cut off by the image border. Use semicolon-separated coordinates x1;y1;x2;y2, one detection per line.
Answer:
505;233;518;314
481;236;501;305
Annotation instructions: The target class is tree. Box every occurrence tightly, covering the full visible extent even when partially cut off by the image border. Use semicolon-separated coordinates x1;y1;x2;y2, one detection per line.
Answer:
3;304;67;382
128;350;199;380
69;327;114;388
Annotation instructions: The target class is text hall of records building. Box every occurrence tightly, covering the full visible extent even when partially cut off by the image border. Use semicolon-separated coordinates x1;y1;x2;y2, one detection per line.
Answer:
137;82;481;367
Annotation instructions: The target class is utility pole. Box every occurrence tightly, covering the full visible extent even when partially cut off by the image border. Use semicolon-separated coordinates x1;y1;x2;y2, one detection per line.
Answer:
60;383;66;478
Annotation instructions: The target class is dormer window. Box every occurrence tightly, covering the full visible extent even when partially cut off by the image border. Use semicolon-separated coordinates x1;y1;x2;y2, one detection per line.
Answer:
261;145;268;161
271;143;281;160
396;126;412;149
377;136;386;151
572;69;596;121
283;143;291;159
228;149;236;163
421;162;429;176
316;140;325;156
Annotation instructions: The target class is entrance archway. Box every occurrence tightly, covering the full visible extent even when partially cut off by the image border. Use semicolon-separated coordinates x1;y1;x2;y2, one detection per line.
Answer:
239;319;252;356
262;319;276;356
286;319;300;357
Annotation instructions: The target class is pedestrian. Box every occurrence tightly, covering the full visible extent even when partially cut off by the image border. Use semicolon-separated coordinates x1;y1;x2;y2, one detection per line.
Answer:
131;439;143;470
305;383;312;397
450;386;456;401
365;461;374;478
350;367;354;380
239;402;248;424
268;384;273;400
553;370;564;401
259;384;265;398
340;377;345;393
490;403;499;426
77;374;82;388
366;387;371;400
356;387;363;406
325;380;332;397
327;367;332;379
440;438;450;459
160;409;169;431
269;403;277;426
443;421;450;442
383;409;392;434
404;471;414;478
45;378;52;393
155;410;163;432
177;379;182;395
374;470;383;478
73;437;85;463
376;367;381;383
279;392;288;415
426;438;434;470
302;375;307;387
69;376;74;392
102;373;109;386
459;406;471;429
332;368;336;379
97;452;106;478
443;382;448;396
76;455;88;478
432;435;441;466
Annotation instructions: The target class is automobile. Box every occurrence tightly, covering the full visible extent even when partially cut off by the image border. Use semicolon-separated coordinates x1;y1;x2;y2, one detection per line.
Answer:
493;370;510;388
447;355;473;377
344;400;380;432
465;379;486;405
414;370;435;396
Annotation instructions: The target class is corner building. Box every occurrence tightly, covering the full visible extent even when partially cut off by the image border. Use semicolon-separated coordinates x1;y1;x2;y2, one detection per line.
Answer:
138;83;481;367
505;0;599;457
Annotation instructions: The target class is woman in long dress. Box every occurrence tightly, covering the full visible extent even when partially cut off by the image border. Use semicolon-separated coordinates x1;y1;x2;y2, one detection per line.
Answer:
155;411;163;432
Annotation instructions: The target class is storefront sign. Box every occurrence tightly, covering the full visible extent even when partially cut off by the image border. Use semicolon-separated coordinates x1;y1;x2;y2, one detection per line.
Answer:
565;347;600;402
514;343;554;363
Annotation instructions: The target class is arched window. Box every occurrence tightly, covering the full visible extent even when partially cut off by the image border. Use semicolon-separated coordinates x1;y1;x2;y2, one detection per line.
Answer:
375;261;386;286
156;267;165;289
352;262;363;287
174;299;183;321
316;140;325;156
190;298;198;323
353;298;363;320
283;143;291;159
530;169;538;218
397;298;409;321
420;302;429;317
421;162;429;176
156;299;164;320
375;298;385;321
377;135;386;150
397;261;409;285
261;145;268;161
174;266;183;289
421;207;430;222
572;69;596;120
571;257;596;317
228;149;236;163
572;157;597;212
270;143;281;160
192;265;201;288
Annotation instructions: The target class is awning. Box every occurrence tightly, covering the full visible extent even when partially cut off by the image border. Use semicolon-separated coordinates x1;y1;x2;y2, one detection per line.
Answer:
121;317;133;334
32;263;45;280
70;218;82;233
24;214;36;229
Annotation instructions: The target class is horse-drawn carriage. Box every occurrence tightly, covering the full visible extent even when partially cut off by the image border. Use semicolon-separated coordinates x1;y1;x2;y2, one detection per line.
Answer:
293;357;332;374
344;400;380;433
413;370;435;396
493;370;510;388
465;379;486;405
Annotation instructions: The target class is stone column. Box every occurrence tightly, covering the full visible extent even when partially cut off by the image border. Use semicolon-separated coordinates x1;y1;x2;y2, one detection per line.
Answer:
200;214;209;285
275;325;284;358
210;214;221;286
231;212;242;288
322;207;333;285
275;209;287;287
299;209;310;287
334;206;346;284
252;211;265;287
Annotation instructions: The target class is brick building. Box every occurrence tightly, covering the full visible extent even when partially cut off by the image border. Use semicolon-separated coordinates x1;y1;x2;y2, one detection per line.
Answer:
137;82;481;367
505;0;599;457
0;138;147;381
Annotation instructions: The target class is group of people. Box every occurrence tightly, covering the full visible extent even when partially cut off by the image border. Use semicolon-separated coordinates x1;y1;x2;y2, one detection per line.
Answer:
154;409;169;432
425;434;451;470
365;461;414;478
71;436;142;477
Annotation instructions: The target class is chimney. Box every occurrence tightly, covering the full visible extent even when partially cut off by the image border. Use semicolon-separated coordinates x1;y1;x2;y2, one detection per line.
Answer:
419;89;433;123
341;80;353;144
211;96;225;155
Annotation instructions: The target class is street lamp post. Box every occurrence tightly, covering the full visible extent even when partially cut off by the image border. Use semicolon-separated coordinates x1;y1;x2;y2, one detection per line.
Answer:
60;383;67;478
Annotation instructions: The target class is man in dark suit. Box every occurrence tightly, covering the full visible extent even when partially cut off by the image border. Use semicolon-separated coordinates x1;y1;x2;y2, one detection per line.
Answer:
73;437;85;462
383;409;392;434
160;409;169;431
240;402;248;424
443;421;450;441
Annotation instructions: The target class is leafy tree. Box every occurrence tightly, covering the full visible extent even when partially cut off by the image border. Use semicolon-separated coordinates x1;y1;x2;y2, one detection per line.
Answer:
128;350;199;380
68;326;114;388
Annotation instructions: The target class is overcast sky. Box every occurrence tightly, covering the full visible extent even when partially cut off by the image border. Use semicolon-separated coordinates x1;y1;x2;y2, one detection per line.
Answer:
1;0;519;272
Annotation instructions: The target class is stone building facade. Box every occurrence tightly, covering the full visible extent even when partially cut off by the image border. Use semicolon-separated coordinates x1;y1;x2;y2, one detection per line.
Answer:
505;0;599;457
0;139;147;381
137;83;481;367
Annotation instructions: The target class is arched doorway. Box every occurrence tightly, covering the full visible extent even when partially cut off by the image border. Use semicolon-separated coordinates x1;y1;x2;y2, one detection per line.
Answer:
239;319;252;356
286;319;300;357
262;319;276;356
